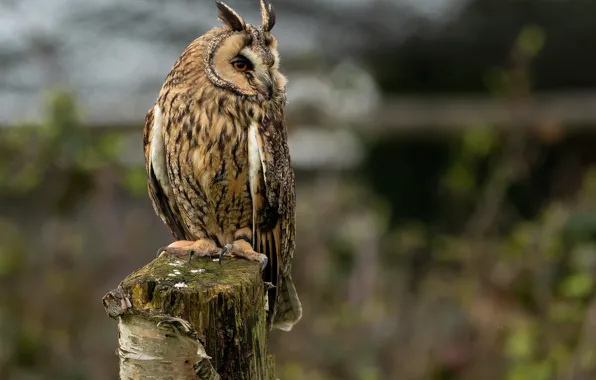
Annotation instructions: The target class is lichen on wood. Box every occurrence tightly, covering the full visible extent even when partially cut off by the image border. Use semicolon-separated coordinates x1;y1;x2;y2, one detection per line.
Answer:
102;253;276;380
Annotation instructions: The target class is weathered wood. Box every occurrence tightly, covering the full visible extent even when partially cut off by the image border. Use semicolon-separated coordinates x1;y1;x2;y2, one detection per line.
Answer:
102;253;276;380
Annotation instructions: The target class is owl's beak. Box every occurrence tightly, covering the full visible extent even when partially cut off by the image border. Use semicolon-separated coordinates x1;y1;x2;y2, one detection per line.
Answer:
256;74;275;100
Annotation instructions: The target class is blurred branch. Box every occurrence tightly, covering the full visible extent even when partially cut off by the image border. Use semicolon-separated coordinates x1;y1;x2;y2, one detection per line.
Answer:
461;25;543;295
463;132;526;238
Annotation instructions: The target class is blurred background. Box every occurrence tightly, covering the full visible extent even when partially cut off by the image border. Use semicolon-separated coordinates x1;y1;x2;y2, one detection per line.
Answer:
2;0;596;379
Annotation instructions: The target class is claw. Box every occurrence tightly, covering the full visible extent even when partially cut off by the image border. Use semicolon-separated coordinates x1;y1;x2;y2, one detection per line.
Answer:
156;247;167;258
218;244;232;265
260;255;268;272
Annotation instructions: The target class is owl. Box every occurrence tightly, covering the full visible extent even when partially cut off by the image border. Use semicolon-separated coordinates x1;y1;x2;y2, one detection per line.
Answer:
142;0;302;331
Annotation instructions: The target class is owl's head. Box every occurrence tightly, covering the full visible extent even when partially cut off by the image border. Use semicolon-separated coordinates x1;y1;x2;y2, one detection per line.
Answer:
202;0;287;103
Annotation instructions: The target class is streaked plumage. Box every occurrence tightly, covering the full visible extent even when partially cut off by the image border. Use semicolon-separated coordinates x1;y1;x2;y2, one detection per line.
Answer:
143;0;301;331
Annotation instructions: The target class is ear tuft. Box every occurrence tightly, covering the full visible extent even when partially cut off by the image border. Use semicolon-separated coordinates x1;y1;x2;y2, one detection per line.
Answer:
215;1;246;32
260;0;276;32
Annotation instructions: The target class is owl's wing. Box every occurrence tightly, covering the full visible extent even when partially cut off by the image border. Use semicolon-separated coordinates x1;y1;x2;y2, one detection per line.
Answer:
143;105;187;240
250;112;302;330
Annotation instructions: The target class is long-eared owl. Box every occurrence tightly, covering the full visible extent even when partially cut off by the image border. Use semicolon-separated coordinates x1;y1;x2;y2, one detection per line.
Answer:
142;0;302;331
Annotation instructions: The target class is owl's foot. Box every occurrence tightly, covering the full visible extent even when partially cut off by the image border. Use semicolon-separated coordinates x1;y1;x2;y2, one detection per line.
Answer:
218;239;268;272
157;239;219;264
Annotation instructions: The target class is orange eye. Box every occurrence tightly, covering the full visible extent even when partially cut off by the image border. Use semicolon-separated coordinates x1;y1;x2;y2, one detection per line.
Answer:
233;61;248;71
232;56;252;72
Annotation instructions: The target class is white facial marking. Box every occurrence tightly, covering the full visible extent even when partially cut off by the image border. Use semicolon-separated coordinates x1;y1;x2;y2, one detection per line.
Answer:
240;47;263;69
271;49;280;70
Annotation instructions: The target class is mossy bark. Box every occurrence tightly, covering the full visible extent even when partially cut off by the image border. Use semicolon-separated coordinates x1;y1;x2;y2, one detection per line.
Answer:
102;253;276;380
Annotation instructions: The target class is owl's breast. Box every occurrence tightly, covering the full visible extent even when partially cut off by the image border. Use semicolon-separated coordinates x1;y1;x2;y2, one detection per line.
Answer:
177;116;253;244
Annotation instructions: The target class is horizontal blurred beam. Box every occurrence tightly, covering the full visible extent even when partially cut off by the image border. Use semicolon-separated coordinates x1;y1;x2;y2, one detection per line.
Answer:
3;92;596;133
362;92;596;132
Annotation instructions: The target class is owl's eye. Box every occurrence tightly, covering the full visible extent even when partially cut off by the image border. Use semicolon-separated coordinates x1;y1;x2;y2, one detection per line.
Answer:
232;56;252;72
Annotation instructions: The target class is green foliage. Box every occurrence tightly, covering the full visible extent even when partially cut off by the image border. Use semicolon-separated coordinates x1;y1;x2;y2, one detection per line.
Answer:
505;324;536;360
0;90;143;205
517;25;546;57
122;167;148;197
0;90;148;380
444;126;497;196
560;273;593;299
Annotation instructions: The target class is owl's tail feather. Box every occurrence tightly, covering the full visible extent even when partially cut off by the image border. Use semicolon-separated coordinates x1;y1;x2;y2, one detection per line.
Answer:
272;273;303;331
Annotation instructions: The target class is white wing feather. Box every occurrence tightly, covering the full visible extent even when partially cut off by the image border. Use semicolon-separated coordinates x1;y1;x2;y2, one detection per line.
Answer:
149;105;173;199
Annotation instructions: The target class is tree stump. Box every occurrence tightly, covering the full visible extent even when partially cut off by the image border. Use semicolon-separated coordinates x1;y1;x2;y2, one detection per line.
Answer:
102;252;276;380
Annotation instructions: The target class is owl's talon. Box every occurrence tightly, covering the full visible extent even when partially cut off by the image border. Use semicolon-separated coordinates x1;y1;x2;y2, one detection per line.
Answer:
221;240;269;272
218;244;233;265
156;247;167;258
260;255;268;272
